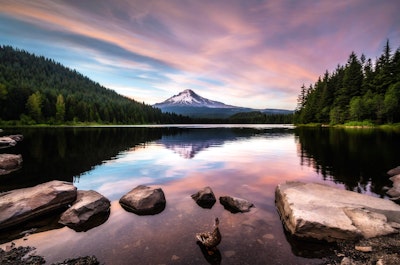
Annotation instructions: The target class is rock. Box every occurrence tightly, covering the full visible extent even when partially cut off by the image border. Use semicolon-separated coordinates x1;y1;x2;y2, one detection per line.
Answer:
52;256;100;265
0;245;45;264
191;186;216;209
7;134;23;142
386;174;400;200
388;166;400;176
0;137;16;149
171;255;180;261
119;185;166;215
0;154;22;175
275;182;400;242
0;135;23;149
219;196;254;213
340;257;354;265
59;190;111;232
354;245;372;252
0;180;77;230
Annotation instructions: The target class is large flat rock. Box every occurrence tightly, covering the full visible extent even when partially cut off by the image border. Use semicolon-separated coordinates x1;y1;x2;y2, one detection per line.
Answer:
275;182;400;242
0;180;77;230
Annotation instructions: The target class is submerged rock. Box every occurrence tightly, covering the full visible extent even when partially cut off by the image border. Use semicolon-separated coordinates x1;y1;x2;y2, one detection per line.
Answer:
219;196;254;213
52;256;100;265
119;185;166;215
0;135;23;149
8;134;24;142
0;137;16;149
275;181;400;242
0;180;77;230
0;154;22;175
191;186;216;209
59;190;111;232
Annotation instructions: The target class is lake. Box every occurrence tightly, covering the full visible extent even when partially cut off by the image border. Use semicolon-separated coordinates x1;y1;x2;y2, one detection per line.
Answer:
1;125;399;264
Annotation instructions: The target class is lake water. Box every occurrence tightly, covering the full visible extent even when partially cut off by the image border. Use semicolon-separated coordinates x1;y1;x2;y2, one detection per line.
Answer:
1;125;399;264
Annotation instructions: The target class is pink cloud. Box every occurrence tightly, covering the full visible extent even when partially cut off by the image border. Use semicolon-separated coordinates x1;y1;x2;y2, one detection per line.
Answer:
1;0;399;109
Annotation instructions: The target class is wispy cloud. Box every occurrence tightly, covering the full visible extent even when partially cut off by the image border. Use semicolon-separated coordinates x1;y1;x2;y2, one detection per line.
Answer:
1;0;399;109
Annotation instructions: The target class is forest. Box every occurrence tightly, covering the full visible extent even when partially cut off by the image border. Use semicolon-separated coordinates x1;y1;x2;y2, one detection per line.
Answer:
295;40;400;125
0;45;191;125
0;46;293;125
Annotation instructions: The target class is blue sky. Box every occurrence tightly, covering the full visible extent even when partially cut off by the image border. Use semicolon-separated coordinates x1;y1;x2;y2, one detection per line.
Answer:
1;0;399;109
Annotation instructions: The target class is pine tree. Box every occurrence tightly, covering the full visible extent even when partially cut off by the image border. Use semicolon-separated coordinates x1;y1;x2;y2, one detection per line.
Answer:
26;91;43;123
55;94;66;123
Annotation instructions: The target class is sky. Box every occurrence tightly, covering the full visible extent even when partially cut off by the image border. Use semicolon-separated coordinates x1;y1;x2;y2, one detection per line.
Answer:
1;0;399;110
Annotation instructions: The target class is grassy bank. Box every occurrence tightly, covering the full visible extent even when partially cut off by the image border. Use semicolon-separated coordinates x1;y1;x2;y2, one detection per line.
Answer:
295;122;400;131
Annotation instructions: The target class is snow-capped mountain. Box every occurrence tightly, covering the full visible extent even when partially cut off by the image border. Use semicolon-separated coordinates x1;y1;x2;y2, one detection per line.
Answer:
154;89;236;108
153;89;293;118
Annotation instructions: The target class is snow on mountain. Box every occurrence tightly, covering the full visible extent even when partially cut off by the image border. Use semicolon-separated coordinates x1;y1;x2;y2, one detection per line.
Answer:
154;89;236;108
153;89;293;118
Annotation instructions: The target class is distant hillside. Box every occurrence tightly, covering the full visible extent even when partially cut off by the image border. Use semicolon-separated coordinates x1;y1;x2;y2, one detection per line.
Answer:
0;45;190;124
154;89;293;119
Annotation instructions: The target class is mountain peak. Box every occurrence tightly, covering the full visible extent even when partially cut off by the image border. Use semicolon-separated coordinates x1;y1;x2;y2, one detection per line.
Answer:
154;89;234;108
181;89;195;94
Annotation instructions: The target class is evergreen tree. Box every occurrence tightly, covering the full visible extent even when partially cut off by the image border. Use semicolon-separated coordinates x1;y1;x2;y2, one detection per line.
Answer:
26;91;43;122
55;94;66;123
0;45;192;125
295;39;400;125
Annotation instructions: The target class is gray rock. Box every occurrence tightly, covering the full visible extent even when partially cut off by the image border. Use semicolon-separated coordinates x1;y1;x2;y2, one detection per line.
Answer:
119;185;166;215
0;154;22;175
0;180;77;230
219;196;254;213
275;182;400;242
191;186;216;209
388;166;400;176
59;190;111;232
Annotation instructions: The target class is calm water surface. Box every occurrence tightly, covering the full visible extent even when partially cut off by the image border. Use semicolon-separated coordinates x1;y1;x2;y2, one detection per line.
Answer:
1;125;399;264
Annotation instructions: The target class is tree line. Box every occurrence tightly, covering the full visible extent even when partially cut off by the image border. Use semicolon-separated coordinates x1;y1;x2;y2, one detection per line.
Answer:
0;45;191;125
295;40;400;125
0;45;293;125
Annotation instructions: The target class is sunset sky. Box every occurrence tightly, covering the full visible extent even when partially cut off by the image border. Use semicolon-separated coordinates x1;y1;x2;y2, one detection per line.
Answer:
1;0;399;110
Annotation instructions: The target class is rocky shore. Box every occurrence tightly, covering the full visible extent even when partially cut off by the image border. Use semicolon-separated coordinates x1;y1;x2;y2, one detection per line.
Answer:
275;165;400;264
321;233;400;265
0;244;99;265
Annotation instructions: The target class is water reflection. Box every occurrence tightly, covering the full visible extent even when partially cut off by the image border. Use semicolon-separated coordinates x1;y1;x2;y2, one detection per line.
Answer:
295;127;400;196
196;241;222;265
1;125;398;264
0;127;165;191
158;127;285;159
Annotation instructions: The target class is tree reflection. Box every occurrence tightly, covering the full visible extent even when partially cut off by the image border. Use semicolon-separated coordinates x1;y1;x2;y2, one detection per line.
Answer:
295;127;400;196
0;127;165;191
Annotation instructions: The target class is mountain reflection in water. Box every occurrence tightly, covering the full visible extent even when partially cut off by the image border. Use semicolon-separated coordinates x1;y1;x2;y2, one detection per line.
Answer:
0;125;398;264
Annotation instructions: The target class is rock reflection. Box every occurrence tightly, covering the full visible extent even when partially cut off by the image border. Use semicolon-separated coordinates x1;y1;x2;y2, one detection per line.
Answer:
65;210;111;232
0;210;64;244
283;229;336;258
